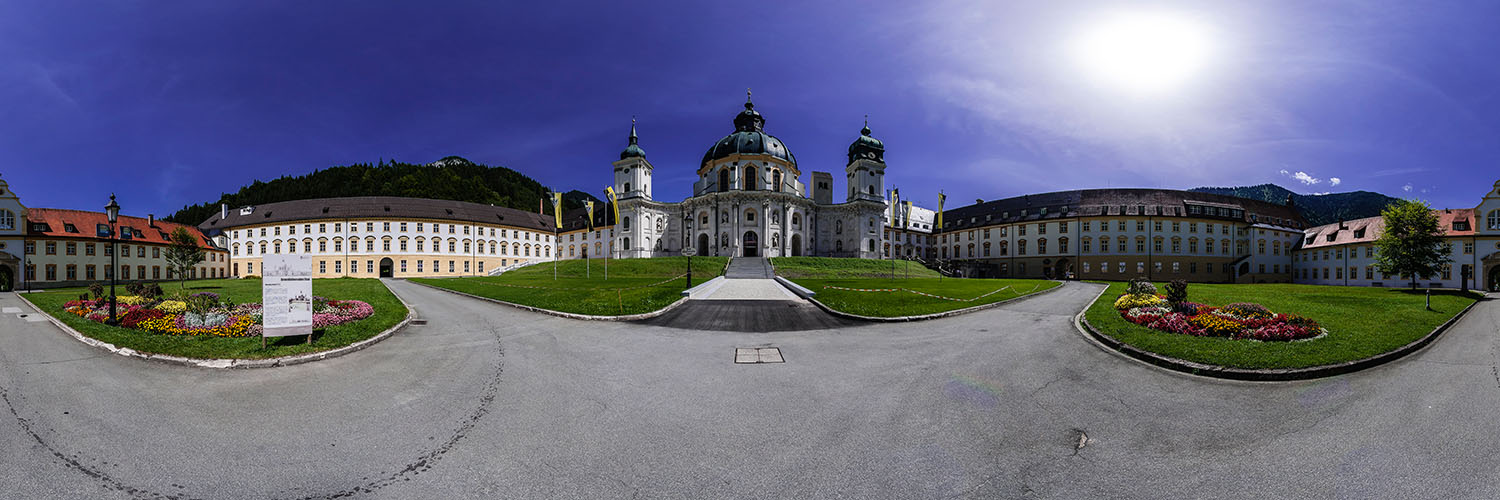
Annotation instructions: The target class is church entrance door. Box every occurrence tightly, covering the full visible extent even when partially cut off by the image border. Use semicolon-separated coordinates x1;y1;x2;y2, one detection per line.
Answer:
698;233;709;257
791;234;802;256
0;264;11;292
742;231;759;257
1489;265;1499;292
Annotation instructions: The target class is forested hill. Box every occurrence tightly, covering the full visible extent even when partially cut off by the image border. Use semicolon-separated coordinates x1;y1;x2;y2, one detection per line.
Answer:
166;156;601;225
1188;183;1401;227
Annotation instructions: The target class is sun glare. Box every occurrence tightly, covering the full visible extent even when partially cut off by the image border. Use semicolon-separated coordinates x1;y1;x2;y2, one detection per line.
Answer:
1068;11;1215;95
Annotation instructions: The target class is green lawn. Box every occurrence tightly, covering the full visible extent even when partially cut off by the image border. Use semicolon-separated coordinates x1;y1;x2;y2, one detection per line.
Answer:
771;257;943;279
25;278;408;360
789;277;1060;317
411;256;729;316
1084;281;1482;370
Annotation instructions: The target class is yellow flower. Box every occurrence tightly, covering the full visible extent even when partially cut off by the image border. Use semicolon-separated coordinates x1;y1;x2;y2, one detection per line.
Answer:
155;301;187;314
1114;293;1166;310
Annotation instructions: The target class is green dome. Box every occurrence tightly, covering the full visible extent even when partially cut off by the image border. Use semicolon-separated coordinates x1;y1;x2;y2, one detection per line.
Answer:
620;121;646;160
701;96;797;167
847;123;885;163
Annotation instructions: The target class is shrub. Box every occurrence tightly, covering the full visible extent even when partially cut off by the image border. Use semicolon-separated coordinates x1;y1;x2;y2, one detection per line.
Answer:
1126;278;1157;296
88;282;105;299
142;283;163;299
1165;280;1188;304
187;292;220;314
125;282;145;296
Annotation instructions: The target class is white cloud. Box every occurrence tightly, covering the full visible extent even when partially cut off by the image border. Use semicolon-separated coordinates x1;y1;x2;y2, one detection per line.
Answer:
1329;177;1341;187
1279;170;1321;185
1402;184;1413;192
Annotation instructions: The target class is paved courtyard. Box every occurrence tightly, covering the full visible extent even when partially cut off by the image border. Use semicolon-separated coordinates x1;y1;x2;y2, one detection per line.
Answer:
1;281;1498;499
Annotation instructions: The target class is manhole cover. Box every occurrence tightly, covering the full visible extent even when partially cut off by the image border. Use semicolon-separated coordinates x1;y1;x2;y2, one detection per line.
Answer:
735;347;784;364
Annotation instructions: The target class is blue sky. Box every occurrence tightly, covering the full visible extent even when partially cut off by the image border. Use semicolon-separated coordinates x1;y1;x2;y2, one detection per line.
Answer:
3;1;1497;218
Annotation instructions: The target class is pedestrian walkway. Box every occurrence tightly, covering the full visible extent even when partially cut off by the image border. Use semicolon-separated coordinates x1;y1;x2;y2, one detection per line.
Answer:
699;278;802;301
724;257;773;279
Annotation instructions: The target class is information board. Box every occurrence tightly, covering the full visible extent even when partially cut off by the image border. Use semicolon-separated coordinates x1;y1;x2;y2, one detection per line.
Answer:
262;254;313;338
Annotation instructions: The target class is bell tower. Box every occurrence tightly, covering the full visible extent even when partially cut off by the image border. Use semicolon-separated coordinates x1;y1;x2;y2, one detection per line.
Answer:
613;118;653;201
845;117;886;203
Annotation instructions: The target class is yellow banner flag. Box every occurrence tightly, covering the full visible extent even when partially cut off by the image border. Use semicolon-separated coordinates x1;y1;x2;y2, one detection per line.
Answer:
936;192;946;231
585;201;595;231
903;200;913;230
604;186;620;225
551;192;563;229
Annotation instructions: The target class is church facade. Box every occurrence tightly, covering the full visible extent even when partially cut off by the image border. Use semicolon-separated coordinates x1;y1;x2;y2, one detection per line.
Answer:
609;94;888;259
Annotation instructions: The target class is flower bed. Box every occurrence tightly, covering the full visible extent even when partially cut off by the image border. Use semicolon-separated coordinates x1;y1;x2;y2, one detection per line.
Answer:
1113;293;1325;342
63;295;374;338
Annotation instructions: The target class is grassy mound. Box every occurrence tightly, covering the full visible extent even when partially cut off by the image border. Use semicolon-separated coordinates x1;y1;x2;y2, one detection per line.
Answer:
26;278;407;360
1084;281;1481;370
412;256;729;316
771;257;942;279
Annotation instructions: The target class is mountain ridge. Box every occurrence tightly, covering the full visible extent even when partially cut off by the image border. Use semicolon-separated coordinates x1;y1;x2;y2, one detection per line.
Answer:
166;156;601;225
1187;183;1401;227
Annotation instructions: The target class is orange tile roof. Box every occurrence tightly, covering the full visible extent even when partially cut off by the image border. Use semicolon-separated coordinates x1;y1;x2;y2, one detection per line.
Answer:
1299;208;1475;250
27;208;223;250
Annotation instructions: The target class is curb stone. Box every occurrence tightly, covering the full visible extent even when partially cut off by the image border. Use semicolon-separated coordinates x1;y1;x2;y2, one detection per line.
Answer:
405;279;689;321
782;279;1066;322
14;279;416;370
1072;285;1486;382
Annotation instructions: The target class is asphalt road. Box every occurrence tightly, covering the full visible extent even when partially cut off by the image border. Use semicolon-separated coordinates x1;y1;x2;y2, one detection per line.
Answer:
2;281;1497;499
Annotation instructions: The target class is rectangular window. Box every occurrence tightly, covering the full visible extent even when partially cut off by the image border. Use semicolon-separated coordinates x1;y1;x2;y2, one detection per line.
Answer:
1335;267;1343;279
383;222;390;232
319;261;327;273
153;247;160;258
120;265;129;280
368;260;374;274
401;260;408;273
1154;221;1162;232
289;225;296;235
1117;221;1126;231
334;223;341;232
464;261;471;273
448;260;455;272
85;265;96;280
1260;264;1267;274
1082;222;1090;232
320;223;327;233
1190;262;1198;273
1171;222;1180;232
1365;266;1373;280
1037;223;1046;235
65;265;77;280
1464;242;1474;254
1441;265;1452;280
1189;223;1197;233
45;241;57;255
1059;221;1068;232
334;261;342;273
367;222;374;232
417;260;424;272
65;242;76;255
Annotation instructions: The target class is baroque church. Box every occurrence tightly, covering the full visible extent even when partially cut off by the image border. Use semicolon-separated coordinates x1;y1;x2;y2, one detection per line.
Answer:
612;93;888;259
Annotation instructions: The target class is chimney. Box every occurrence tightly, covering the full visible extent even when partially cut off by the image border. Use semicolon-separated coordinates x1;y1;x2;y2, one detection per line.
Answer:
1338;221;1347;230
1285;194;1295;207
221;203;227;220
148;214;155;227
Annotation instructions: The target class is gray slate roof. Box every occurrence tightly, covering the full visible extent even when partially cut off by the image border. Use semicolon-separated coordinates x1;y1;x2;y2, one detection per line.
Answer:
196;196;556;233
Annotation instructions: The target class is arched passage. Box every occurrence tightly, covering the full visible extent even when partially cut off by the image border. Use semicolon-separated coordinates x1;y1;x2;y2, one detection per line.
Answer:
0;264;12;292
790;234;802;257
697;233;709;256
379;258;394;278
742;231;759;257
1489;265;1500;292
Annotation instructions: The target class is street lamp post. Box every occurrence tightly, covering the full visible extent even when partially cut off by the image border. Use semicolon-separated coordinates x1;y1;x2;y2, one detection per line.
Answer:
104;194;120;326
684;214;693;289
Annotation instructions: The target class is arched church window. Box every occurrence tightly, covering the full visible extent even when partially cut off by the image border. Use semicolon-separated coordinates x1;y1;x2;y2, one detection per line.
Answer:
772;170;782;191
743;165;757;190
718;169;730;193
623;237;631;250
622;216;631;230
624;183;631;193
868;185;875;195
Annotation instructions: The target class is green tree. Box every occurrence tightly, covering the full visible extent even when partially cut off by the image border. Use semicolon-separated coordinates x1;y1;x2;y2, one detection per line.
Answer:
165;227;207;290
1373;199;1450;289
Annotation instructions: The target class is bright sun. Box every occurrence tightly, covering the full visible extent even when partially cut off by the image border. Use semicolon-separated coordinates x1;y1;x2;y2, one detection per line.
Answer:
1069;11;1215;95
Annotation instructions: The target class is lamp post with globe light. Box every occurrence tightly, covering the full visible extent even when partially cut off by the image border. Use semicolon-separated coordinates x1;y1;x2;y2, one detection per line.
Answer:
104;194;119;326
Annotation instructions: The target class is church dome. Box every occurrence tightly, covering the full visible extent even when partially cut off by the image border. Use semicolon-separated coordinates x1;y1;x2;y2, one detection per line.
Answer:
620;120;646;160
701;94;797;167
847;121;884;163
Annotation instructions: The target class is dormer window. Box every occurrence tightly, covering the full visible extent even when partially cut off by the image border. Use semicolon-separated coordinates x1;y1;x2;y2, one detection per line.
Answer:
1453;221;1470;231
239;206;254;216
63;223;78;233
1354;228;1366;239
1325;234;1335;242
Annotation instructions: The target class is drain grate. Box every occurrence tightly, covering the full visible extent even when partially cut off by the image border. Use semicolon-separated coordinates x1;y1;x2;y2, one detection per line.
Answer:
735;347;784;364
410;319;427;326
